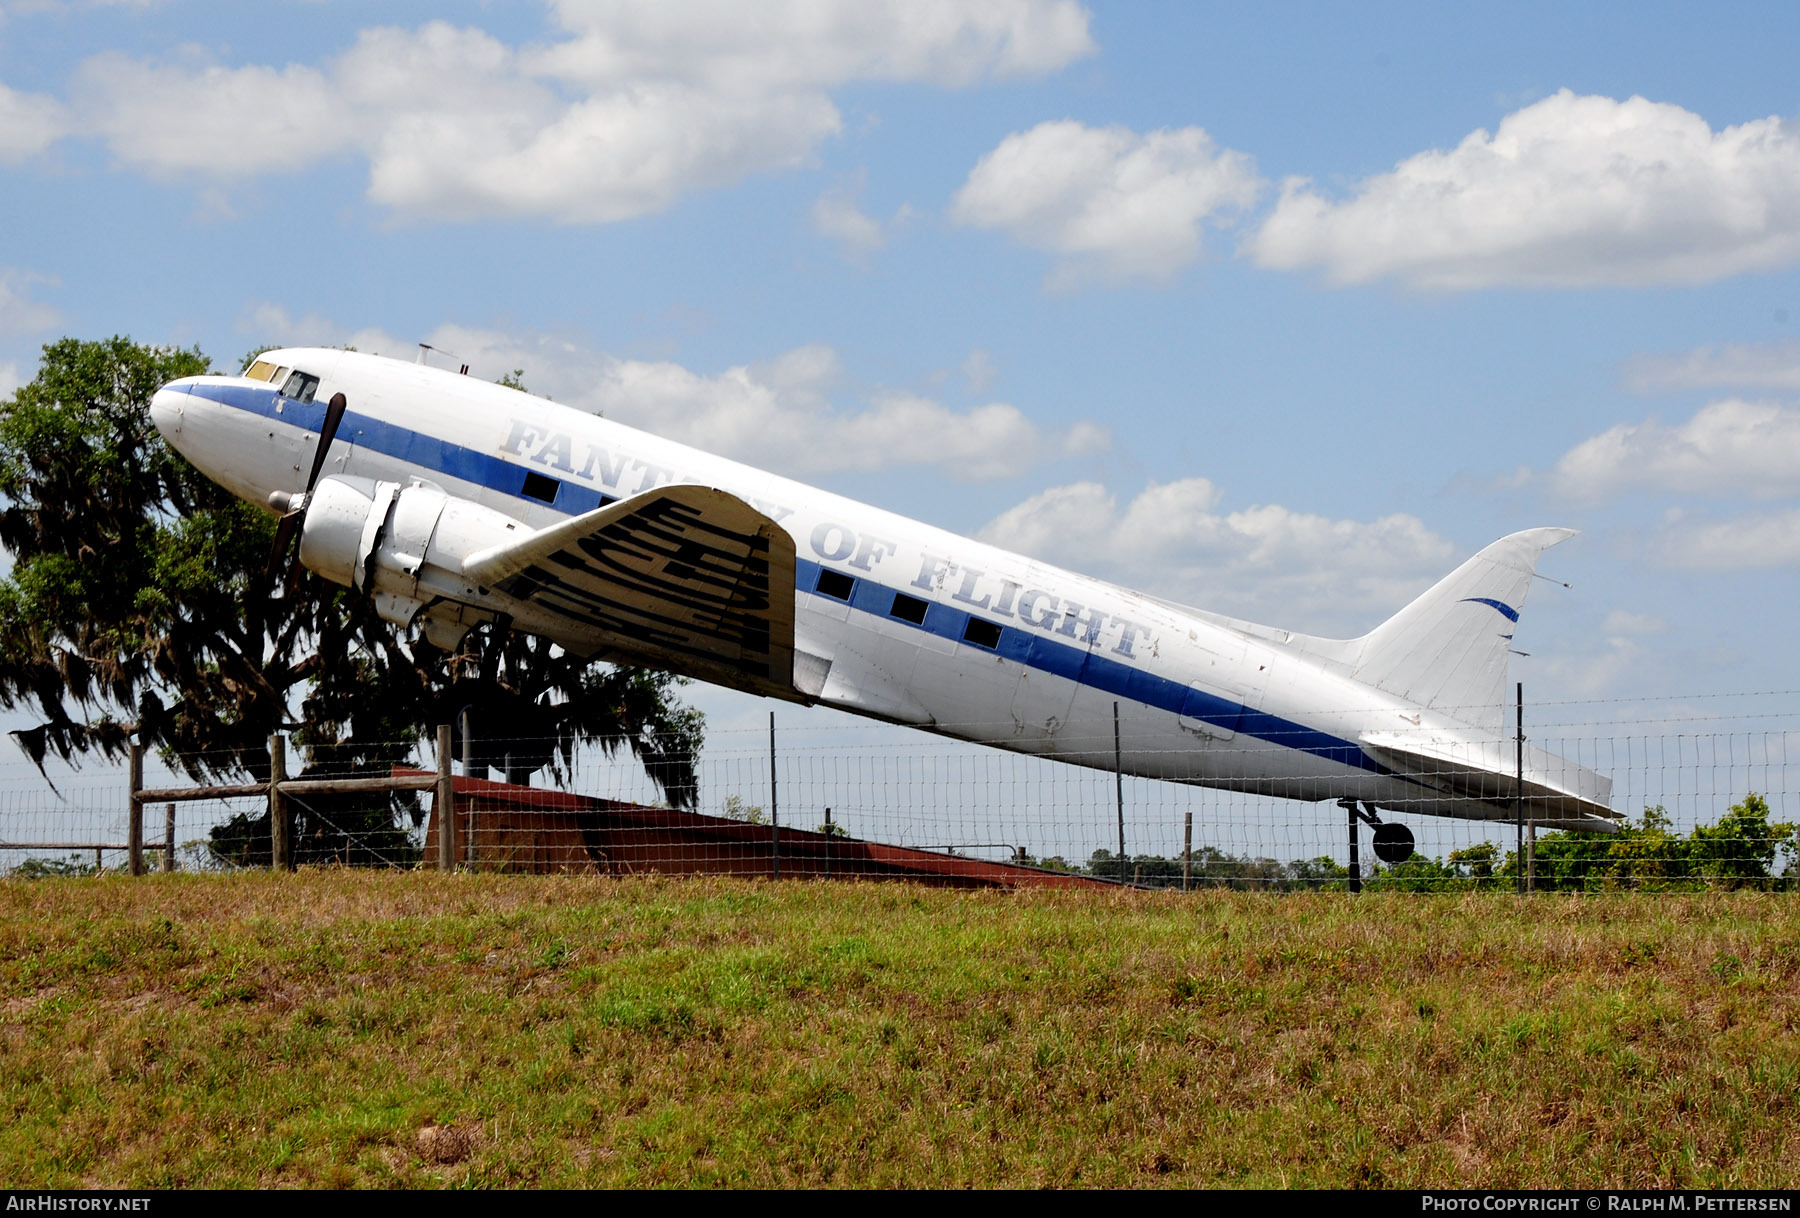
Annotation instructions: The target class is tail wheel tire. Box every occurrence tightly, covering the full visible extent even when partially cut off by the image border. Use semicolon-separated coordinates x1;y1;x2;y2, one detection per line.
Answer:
1371;821;1415;864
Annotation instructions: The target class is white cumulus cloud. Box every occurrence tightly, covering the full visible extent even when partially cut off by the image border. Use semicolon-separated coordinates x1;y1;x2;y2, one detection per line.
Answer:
527;336;1106;481
589;350;1096;481
1247;90;1800;290
951;120;1263;288
811;171;898;259
961;348;996;392
71;52;353;177
1601;609;1669;636
240;303;407;362
1622;338;1800;394
0;268;59;334
535;0;1095;90
44;2;1093;223
244;311;1111;483
1553;399;1800;502
1654;507;1800;570
976;478;1457;631
1534;634;1658;701
0;80;67;162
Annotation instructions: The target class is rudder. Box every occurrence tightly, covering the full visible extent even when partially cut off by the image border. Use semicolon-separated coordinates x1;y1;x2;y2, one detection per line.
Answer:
1351;528;1575;729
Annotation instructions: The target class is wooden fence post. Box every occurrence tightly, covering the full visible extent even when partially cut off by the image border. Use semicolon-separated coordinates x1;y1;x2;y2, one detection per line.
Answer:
1183;810;1192;893
436;724;455;872
269;733;291;871
127;740;144;877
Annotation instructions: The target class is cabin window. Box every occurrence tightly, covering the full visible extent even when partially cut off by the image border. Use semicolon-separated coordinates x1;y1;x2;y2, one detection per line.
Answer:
962;618;1003;650
815;569;854;601
522;470;560;504
889;593;929;625
280;370;320;404
244;359;280;382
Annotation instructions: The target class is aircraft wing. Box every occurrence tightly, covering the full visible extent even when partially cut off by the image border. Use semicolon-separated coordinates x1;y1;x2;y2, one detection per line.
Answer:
462;484;797;698
1359;729;1620;832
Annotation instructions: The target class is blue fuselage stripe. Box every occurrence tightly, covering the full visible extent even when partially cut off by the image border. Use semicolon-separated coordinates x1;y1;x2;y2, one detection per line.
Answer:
199;381;1378;773
796;556;1377;770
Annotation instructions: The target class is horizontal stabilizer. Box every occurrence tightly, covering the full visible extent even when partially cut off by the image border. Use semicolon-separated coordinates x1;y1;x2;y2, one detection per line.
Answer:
1360;729;1619;832
1352;528;1575;730
463;484;797;698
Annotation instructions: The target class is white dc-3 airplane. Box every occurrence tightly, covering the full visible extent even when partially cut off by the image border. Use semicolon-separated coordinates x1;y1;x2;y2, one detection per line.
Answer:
151;348;1619;859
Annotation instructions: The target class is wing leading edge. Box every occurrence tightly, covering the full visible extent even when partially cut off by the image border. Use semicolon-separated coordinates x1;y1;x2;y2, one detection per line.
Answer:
463;484;797;698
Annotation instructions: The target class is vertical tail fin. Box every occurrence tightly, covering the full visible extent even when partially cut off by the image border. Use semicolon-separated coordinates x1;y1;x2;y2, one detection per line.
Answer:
1351;528;1575;729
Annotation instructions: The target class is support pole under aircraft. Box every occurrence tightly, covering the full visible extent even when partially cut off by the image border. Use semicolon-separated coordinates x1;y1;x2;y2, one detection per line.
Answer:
1515;682;1525;896
1113;702;1126;886
769;711;780;880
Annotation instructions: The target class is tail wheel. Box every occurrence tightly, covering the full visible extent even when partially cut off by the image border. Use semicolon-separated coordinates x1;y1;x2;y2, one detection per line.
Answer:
1371;821;1415;864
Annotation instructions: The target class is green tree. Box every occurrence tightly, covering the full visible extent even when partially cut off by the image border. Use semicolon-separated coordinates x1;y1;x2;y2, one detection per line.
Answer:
1364;852;1463;892
1447;840;1499;883
0;337;704;863
1687;793;1794;890
0;335;263;772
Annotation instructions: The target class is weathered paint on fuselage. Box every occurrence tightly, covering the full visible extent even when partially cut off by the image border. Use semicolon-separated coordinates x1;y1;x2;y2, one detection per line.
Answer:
151;348;1538;822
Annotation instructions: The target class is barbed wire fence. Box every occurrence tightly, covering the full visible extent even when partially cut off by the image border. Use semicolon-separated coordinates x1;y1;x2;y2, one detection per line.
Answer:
2;691;1797;890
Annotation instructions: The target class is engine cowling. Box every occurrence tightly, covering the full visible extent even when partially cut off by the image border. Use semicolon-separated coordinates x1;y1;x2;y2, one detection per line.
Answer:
297;475;531;644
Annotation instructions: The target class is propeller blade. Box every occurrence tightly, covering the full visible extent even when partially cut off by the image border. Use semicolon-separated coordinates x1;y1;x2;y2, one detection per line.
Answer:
263;511;301;586
264;392;350;593
303;392;349;495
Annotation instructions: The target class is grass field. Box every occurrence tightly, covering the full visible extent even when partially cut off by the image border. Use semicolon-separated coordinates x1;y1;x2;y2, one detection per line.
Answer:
2;872;1797;1189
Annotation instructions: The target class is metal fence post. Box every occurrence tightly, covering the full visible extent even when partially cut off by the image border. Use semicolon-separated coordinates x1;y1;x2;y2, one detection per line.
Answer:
162;803;175;873
436;724;455;872
1113;702;1126;886
127;739;144;877
1515;682;1524;897
769;711;780;880
269;733;291;871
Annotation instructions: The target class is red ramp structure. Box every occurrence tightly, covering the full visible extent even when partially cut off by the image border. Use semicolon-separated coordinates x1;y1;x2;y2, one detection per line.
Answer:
407;771;1106;889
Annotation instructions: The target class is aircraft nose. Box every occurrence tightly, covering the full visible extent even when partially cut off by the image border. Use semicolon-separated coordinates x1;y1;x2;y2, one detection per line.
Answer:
149;380;196;440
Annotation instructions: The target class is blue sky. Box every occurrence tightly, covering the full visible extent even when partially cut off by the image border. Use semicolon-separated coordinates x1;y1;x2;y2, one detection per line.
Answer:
4;0;1800;740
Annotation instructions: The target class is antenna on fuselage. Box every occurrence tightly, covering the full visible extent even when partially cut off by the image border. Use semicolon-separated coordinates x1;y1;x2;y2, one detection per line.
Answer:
417;342;468;374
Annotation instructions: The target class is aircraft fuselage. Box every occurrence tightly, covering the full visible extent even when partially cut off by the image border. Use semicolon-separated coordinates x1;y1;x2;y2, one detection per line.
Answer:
152;347;1615;830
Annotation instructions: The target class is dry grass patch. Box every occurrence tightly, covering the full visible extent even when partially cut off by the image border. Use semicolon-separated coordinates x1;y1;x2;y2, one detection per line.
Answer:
1;872;1797;1187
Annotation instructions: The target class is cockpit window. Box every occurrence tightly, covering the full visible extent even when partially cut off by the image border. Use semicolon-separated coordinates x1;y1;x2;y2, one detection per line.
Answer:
280;370;320;405
244;359;280;382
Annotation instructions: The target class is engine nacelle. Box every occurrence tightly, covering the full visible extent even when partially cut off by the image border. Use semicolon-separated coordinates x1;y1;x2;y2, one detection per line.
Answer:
297;475;531;645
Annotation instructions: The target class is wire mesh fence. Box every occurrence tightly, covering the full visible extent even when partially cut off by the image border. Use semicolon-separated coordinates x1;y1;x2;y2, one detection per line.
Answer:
2;692;1797;890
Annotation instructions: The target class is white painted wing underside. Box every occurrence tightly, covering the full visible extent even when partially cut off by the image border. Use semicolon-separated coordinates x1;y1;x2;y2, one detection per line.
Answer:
1359;728;1618;830
462;484;797;698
